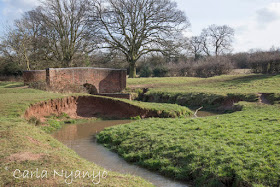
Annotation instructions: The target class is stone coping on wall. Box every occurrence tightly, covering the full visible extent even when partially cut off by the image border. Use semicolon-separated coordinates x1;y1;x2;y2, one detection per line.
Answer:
23;70;46;72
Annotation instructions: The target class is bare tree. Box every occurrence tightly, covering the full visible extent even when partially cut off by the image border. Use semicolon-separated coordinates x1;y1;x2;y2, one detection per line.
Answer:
39;0;95;67
15;8;54;69
200;24;234;56
200;33;211;56
0;14;38;70
91;0;189;78
188;36;203;60
0;0;96;69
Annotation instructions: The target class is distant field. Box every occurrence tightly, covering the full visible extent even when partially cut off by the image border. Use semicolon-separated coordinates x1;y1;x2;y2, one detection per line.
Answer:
127;74;280;94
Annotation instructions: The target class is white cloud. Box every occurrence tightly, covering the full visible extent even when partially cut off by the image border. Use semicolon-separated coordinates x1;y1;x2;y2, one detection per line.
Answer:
1;0;39;9
232;2;280;52
0;0;40;36
1;0;39;20
256;2;280;28
175;0;280;52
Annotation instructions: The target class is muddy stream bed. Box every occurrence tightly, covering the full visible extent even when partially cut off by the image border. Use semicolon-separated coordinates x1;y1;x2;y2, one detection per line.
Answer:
52;111;216;187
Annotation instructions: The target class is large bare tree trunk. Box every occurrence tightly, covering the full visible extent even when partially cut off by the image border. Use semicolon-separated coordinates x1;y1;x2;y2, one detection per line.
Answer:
22;42;31;70
129;62;136;78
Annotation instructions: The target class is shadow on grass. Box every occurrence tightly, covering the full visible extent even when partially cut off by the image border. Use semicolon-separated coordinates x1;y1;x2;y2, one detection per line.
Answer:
1;82;25;88
0;82;11;87
221;74;277;85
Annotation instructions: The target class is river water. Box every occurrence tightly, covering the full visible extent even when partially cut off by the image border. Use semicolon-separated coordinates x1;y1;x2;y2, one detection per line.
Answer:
52;111;217;187
52;120;190;187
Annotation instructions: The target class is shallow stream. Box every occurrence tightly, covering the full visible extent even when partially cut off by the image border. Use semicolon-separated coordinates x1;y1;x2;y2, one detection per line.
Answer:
52;111;217;187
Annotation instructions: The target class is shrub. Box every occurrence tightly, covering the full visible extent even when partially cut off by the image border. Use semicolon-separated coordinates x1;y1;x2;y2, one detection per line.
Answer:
153;66;168;77
249;51;280;74
0;61;23;76
193;56;233;77
168;56;233;78
0;75;23;82
139;66;153;77
167;62;194;77
230;52;250;69
138;55;234;78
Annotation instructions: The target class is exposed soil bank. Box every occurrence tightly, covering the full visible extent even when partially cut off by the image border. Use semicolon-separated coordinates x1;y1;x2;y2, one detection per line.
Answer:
24;96;166;121
259;93;280;104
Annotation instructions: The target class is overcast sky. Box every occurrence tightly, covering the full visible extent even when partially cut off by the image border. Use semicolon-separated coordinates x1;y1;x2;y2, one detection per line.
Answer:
0;0;280;52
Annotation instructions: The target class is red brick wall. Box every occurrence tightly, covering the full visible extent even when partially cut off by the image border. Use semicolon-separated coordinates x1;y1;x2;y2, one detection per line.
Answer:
46;67;126;93
23;70;46;85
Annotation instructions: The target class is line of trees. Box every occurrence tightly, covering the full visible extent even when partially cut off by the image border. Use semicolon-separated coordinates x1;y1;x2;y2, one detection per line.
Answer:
188;25;234;60
0;0;192;78
0;0;95;70
135;47;280;78
2;0;277;78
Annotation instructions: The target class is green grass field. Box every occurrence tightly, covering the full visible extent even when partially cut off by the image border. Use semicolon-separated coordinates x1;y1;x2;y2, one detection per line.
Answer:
127;74;280;94
97;102;280;187
96;74;280;187
2;74;280;186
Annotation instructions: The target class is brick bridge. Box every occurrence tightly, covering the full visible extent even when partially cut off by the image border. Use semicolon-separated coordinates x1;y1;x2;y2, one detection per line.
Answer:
23;67;127;94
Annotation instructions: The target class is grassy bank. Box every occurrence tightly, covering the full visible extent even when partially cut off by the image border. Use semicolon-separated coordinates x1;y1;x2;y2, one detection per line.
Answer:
117;97;193;118
97;102;280;186
0;82;161;186
127;74;280;108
